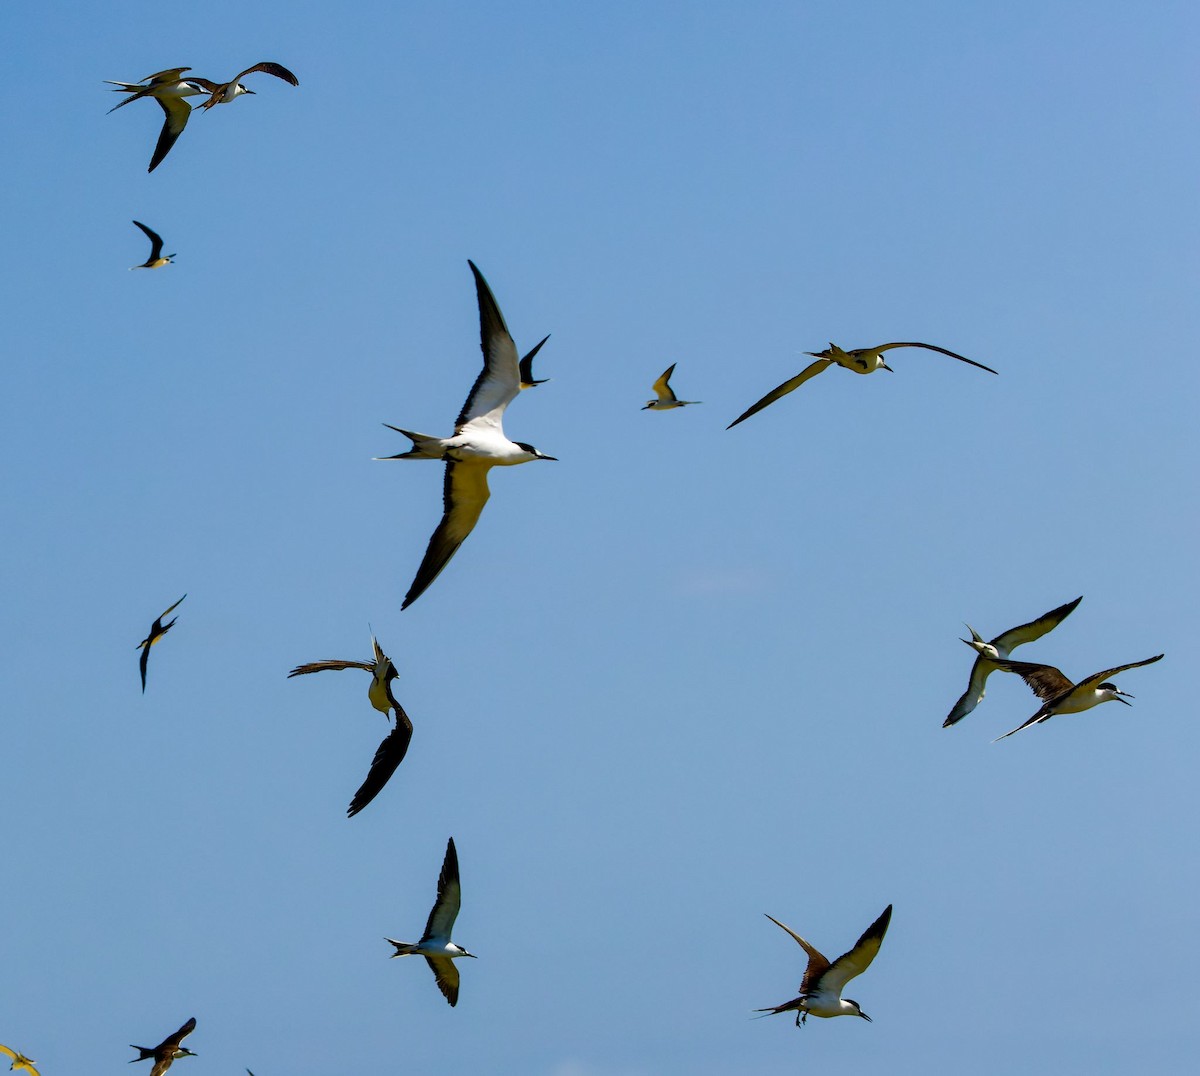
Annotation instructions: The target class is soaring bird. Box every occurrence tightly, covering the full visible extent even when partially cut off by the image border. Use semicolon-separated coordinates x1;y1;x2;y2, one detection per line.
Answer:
0;1044;40;1075
757;905;892;1026
192;62;299;110
288;636;415;817
990;653;1164;741
727;341;997;429
130;220;175;270
943;596;1083;727
129;1017;197;1076
105;68;208;172
386;837;476;1006
378;261;556;610
642;363;701;410
136;594;186;692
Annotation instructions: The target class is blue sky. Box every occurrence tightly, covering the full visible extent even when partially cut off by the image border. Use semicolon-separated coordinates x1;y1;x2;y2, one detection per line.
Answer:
2;2;1197;1072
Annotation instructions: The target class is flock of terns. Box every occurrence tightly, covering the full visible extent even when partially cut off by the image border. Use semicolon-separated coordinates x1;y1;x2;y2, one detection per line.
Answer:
0;50;1166;1074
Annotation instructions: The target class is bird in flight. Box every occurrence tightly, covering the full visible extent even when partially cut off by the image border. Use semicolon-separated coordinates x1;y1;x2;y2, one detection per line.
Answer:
386;837;476;1006
288;635;415;817
0;1044;39;1075
191;62;299;110
990;653;1164;741
105;67;208;172
378;261;556;610
136;594;186;692
757;905;892;1026
642;363;700;410
943;596;1083;727
129;1017;197;1076
727;341;997;429
130;220;175;270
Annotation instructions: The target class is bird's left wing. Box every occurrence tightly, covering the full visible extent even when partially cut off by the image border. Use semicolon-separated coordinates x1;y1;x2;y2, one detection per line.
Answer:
822;905;892;994
1076;654;1164;692
401;462;491;610
424;837;463;940
347;705;414;818
232;61;300;86
425;955;461;1006
876;342;998;375
726;358;833;429
992;596;1083;652
651;364;678;403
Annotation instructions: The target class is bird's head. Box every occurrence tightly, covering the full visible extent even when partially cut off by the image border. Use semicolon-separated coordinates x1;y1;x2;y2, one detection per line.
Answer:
515;441;557;461
845;998;871;1021
1099;682;1134;705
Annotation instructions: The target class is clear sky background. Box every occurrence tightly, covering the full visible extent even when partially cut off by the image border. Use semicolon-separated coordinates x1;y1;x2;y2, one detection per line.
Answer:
2;2;1197;1072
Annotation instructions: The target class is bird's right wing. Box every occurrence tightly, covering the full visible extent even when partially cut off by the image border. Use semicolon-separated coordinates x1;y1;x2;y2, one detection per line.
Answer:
232;61;300;86
287;659;375;677
764;914;830;993
943;656;993;727
132;220;164;261
651;364;678;403
726;359;832;429
401;462;491;610
455;262;521;434
988;658;1074;701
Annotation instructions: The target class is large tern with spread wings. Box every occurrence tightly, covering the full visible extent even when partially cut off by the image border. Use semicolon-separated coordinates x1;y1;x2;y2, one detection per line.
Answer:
379;261;556;610
757;905;892;1026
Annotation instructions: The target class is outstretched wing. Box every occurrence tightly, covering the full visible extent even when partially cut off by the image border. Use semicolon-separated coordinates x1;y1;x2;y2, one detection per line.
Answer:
876;342;998;375
232;61;300;86
425;955;461;1006
988;658;1074;701
423;837;463;941
763;914;830;993
148;95;193;172
820;905;892;995
944;655;994;727
287;659;375;677
132;220;164;261
401;462;491;610
456;262;522;434
992;596;1083;652
726;359;833;429
651;364;678;403
519;334;551;388
1075;654;1164;693
347;705;414;817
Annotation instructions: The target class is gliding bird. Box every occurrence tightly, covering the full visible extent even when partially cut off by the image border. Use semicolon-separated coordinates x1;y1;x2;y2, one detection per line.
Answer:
990;653;1164;741
105;68;207;172
129;1017;197;1076
130;220;175;269
136;594;186;692
642;363;700;410
0;1045;39;1075
287;635;414;817
943;596;1083;727
386;837;476;1006
378;261;556;610
727;342;997;429
757;905;892;1026
192;62;299;110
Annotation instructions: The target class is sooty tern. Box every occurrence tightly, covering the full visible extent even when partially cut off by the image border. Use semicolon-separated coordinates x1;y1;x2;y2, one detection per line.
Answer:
192;62;299;110
106;68;208;172
642;363;700;410
129;1017;196;1076
378;261;556;610
990;653;1164;741
130;220;175;270
136;594;186;693
944;596;1083;727
0;1045;39;1075
386;837;476;1006
727;342;997;429
757;905;892;1026
288;635;414;817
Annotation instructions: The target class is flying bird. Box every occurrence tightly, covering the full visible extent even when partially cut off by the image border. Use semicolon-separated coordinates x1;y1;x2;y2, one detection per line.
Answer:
642;363;700;410
386;837;476;1006
136;594;186;692
727;342;997;429
519;335;551;389
105;68;207;172
129;1017;197;1076
943;596;1083;727
990;653;1164;741
192;62;299;110
130;220;175;270
757;905;892;1026
0;1045;39;1075
377;261;556;610
288;635;415;817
